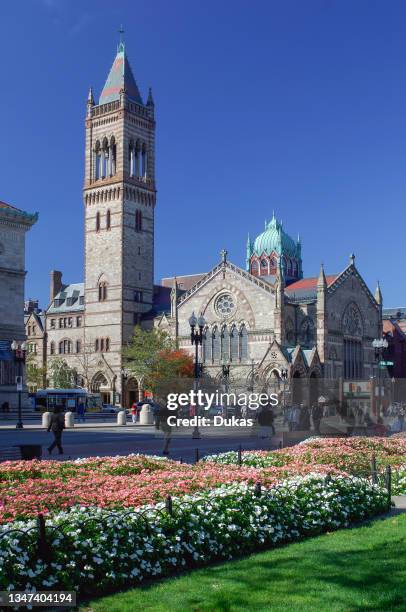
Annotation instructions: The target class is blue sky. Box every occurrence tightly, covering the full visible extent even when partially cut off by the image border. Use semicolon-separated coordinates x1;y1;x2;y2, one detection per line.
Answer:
1;0;405;307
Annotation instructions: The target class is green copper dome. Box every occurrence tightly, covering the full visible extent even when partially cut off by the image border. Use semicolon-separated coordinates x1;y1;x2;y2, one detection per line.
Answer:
252;214;299;258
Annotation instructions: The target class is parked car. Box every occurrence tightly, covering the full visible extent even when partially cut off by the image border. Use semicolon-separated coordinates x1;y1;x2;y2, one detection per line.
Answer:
101;404;124;413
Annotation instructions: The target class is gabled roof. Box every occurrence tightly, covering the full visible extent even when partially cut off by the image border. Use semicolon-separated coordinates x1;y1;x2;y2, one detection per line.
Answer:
176;259;275;308
99;42;143;105
47;283;85;314
285;274;338;301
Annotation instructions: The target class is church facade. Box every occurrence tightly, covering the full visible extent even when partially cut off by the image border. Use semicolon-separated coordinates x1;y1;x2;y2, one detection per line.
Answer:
157;216;383;397
43;40;383;406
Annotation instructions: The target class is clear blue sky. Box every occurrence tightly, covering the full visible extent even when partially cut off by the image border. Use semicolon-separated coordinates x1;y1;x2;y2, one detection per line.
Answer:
1;0;405;307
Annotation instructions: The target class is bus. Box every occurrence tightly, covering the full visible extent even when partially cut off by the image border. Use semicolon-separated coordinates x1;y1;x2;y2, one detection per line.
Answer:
34;389;103;413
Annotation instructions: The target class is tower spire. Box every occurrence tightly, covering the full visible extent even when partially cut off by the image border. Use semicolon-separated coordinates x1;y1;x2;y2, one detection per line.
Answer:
317;262;327;289
374;281;382;306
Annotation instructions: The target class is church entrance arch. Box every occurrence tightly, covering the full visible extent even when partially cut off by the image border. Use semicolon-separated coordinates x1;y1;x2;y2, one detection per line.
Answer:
125;378;139;409
292;370;303;405
91;372;111;405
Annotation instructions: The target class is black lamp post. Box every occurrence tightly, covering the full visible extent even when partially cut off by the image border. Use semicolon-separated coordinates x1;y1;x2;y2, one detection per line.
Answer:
11;340;27;430
248;358;255;392
281;367;288;412
372;338;388;419
189;311;206;439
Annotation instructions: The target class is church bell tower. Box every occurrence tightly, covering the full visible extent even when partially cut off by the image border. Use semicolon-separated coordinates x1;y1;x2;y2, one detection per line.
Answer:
83;37;156;403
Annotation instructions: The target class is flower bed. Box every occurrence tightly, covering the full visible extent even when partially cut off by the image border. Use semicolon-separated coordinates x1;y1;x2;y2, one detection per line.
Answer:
0;456;345;522
0;474;388;595
204;437;406;485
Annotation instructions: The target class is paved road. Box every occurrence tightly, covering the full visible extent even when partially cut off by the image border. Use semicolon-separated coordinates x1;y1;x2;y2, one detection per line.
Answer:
0;424;280;463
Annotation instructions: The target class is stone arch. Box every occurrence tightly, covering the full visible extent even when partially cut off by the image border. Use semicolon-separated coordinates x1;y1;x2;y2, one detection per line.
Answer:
341;301;364;338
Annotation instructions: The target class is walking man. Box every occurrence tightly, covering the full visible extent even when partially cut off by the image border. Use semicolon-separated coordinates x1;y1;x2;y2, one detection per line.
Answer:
47;407;65;455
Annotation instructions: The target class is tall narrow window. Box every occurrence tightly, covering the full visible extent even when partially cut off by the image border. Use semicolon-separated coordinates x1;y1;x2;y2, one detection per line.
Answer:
106;209;111;230
142;143;147;177
221;327;229;361
96;211;100;232
110;137;116;175
212;327;220;362
203;329;212;363
95;338;99;352
129;140;134;176
94;141;101;180
230;326;239;362
100;338;105;352
135;141;141;176
50;342;55;355
105;338;110;352
239;325;248;361
98;281;107;301
135;210;142;231
76;340;82;353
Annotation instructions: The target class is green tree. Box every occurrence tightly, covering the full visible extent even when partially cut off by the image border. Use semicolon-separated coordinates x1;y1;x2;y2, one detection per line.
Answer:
25;353;47;391
48;357;76;389
122;326;175;397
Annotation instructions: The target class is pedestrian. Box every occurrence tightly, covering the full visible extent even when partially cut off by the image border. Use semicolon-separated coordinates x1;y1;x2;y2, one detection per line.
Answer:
131;402;137;424
77;401;86;423
311;404;323;434
156;403;172;455
1;401;9;415
399;407;405;432
47;407;65;455
257;406;275;439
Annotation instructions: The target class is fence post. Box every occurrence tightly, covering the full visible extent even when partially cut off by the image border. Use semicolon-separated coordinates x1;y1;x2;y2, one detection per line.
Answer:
254;481;262;497
195;448;199;463
385;465;392;508
371;454;378;485
237;445;242;467
37;513;51;563
165;495;173;516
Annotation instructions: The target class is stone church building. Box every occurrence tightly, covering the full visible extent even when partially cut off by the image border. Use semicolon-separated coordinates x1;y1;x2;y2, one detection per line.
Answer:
44;40;383;406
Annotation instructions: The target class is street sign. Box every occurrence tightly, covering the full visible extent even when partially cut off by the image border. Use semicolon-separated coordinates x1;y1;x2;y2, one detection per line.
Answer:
379;361;394;367
15;376;23;391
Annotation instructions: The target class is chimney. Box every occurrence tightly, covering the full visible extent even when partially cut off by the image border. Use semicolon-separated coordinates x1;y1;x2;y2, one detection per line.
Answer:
50;270;62;302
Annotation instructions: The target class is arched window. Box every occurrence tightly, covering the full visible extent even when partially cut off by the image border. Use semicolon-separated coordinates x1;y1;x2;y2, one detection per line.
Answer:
106;209;111;230
142;142;147;177
135;210;142;231
105;338;110;352
203;329;211;363
102;137;109;178
221;326;229;361
95;338;99;352
110;136;116;175
270;257;277;273
59;339;72;354
239;325;248;361
98;281;107;301
129;139;134;176
50;342;55;355
230;326;239;362
135;140;141;176
76;340;82;354
251;260;259;275
212;326;220;362
96;211;100;232
94;141;101;180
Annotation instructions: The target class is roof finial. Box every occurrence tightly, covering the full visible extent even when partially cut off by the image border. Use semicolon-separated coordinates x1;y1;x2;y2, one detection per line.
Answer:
374;280;382;305
87;86;94;106
349;253;355;266
147;87;154;106
220;248;228;264
119;24;124;43
264;219;267;230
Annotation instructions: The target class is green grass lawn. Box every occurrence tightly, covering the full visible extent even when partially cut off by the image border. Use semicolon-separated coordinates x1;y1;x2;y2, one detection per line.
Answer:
81;513;406;612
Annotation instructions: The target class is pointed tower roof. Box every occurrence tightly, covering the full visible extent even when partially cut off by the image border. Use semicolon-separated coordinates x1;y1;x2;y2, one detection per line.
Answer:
99;42;143;105
317;263;327;289
375;281;383;305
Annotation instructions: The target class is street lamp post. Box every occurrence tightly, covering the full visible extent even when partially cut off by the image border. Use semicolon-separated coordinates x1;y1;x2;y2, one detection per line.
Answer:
280;367;288;412
189;311;206;439
248;358;255;392
372;338;388;419
221;358;231;416
11;340;27;430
